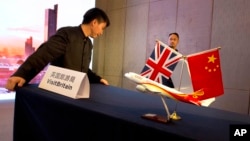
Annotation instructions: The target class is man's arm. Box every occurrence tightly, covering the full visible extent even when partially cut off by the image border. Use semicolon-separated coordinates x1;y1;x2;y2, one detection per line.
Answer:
87;69;109;85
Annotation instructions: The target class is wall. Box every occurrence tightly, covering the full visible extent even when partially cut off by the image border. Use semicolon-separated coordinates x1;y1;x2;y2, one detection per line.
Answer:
94;0;250;115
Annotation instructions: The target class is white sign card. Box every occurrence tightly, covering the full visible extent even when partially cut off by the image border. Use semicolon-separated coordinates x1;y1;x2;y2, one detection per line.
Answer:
38;65;90;99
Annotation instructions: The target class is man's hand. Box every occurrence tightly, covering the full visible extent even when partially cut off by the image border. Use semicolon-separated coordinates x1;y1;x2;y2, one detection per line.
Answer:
100;78;109;85
5;76;26;91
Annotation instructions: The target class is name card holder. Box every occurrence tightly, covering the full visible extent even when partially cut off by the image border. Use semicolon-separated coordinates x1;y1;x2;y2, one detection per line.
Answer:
38;65;89;99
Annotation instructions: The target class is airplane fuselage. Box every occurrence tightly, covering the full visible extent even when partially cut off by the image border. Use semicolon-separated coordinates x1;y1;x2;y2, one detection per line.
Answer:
125;72;203;106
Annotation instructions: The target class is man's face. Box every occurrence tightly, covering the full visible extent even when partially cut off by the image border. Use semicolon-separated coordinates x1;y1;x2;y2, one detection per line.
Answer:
90;19;107;38
168;34;179;49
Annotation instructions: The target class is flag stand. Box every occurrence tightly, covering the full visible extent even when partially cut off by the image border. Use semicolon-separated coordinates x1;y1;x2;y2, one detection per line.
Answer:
139;46;224;123
170;56;186;120
170;109;181;120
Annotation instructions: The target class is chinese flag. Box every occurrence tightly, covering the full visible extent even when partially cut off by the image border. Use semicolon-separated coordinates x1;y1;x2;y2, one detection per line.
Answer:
186;48;224;100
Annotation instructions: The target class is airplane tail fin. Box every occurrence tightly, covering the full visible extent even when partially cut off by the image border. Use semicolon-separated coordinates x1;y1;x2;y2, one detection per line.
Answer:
188;89;215;107
190;89;204;99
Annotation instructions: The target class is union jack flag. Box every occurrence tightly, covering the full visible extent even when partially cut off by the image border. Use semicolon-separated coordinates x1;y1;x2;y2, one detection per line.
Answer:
140;40;182;84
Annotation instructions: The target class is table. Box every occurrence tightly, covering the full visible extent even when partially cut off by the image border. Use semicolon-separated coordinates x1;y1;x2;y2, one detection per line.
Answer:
13;84;250;141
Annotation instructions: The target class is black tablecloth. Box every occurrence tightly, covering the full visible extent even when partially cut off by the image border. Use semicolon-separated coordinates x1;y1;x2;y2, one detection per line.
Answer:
13;84;250;141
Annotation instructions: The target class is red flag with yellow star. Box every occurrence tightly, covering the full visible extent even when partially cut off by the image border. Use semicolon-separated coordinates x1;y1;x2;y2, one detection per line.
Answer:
186;48;224;100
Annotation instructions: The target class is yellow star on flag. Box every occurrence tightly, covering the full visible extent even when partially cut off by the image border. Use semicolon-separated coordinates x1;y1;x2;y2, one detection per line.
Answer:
208;54;217;63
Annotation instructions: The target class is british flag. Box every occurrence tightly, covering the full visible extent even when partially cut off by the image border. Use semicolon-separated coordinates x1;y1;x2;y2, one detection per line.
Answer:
140;40;182;84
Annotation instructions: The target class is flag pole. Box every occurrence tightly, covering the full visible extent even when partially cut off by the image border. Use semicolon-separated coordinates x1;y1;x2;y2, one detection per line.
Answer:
170;56;186;120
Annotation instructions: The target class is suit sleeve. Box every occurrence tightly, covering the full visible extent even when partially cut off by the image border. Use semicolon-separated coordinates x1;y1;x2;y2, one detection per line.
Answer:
11;28;68;84
87;69;102;83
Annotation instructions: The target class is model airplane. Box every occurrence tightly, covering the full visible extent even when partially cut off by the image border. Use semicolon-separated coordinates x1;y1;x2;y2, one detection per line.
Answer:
124;72;215;107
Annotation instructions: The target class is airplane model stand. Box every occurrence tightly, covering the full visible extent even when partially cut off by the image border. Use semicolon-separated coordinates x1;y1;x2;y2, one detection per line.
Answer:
141;96;171;123
141;113;169;123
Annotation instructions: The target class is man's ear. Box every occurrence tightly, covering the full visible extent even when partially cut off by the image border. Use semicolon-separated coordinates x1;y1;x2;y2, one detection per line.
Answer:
92;19;98;25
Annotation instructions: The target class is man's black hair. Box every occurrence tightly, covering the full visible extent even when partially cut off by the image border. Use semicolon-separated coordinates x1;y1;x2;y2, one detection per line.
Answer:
169;32;179;39
82;7;110;27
